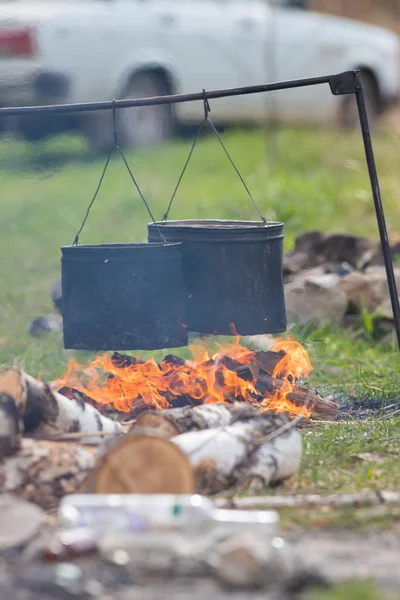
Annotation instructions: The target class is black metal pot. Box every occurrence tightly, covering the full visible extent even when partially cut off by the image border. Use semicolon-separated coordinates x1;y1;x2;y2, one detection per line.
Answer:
61;243;188;351
148;220;286;336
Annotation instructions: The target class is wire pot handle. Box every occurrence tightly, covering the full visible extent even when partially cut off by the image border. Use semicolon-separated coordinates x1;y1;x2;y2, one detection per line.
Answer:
73;101;166;246
162;90;266;224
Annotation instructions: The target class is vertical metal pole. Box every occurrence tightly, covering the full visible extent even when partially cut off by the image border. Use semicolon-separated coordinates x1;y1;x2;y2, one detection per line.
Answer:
356;85;400;349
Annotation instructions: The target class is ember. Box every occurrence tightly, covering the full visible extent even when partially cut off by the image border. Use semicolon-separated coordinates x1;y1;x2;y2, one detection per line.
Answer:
55;337;315;419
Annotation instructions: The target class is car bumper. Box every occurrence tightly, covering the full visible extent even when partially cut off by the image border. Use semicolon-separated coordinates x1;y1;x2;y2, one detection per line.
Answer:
0;70;70;130
0;69;69;105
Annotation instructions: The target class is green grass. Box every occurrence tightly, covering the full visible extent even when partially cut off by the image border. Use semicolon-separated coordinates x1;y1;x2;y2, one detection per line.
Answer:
1;126;400;514
293;418;400;494
307;581;400;600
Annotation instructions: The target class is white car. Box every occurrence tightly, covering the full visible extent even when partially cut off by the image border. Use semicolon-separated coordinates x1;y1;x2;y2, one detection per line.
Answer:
0;0;399;150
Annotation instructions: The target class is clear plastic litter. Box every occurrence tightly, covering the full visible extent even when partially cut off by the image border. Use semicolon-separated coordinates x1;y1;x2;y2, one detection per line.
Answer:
58;494;278;542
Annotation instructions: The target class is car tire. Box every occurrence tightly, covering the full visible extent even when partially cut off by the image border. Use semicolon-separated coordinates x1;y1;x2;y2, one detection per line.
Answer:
340;71;381;130
18;115;50;142
85;72;173;154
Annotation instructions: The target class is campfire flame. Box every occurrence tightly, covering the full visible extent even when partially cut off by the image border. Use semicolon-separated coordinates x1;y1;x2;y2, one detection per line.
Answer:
56;336;313;418
261;339;313;417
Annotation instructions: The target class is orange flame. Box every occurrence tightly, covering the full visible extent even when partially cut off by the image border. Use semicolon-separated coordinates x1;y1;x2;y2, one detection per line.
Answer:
260;338;313;418
56;336;313;418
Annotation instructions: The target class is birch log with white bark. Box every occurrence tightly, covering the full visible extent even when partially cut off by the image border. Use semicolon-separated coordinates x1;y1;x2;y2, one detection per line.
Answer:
0;368;121;444
0;392;22;456
0;438;95;510
172;412;302;495
132;402;262;438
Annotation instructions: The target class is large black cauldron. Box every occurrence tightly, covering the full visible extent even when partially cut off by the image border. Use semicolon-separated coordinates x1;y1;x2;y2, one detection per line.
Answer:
61;242;188;350
148;220;286;336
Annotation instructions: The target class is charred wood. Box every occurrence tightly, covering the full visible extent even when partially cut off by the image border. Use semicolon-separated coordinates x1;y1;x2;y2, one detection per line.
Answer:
254;372;338;421
111;352;145;369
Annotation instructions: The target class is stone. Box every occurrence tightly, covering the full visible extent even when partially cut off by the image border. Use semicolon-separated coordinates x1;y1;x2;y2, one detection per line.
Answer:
293;231;326;255
306;273;341;289
284;266;328;286
365;265;400;300
366;240;400;268
337;272;383;313
0;495;44;552
285;232;372;272
375;297;397;320
364;266;400;321
313;234;371;270
283;252;308;278
284;278;348;326
29;314;63;338
51;278;62;313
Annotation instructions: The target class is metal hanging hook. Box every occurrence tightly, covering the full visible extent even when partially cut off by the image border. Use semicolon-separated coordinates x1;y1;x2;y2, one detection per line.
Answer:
72;98;166;246
203;89;211;121
162;91;266;225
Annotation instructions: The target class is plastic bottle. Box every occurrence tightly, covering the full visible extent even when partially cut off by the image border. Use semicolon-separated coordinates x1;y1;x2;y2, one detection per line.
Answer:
58;494;278;541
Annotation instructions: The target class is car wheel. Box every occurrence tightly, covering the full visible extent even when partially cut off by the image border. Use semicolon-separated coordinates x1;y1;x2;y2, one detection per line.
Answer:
86;72;173;154
18;115;50;141
340;71;381;130
119;73;173;149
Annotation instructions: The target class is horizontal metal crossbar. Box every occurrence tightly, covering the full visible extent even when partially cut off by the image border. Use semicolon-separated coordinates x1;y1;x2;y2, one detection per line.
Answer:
0;71;359;117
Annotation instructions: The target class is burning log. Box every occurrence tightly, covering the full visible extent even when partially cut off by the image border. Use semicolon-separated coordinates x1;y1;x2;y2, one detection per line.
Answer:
54;338;337;422
254;373;339;421
238;350;286;378
172;410;302;495
111;352;145;368
0;368;121;443
57;386;117;419
132;376;337;427
126;398;156;420
83;435;195;495
0;438;95;511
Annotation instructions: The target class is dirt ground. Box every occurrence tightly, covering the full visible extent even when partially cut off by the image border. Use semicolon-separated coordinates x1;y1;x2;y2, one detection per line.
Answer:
292;528;400;591
1;528;399;599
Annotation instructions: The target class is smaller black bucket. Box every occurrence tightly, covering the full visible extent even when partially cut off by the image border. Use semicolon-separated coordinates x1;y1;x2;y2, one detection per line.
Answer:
62;243;188;351
148;220;286;336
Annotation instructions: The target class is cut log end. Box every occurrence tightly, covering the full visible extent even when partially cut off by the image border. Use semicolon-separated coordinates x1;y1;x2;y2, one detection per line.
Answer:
0;369;26;416
133;411;180;438
87;435;195;495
